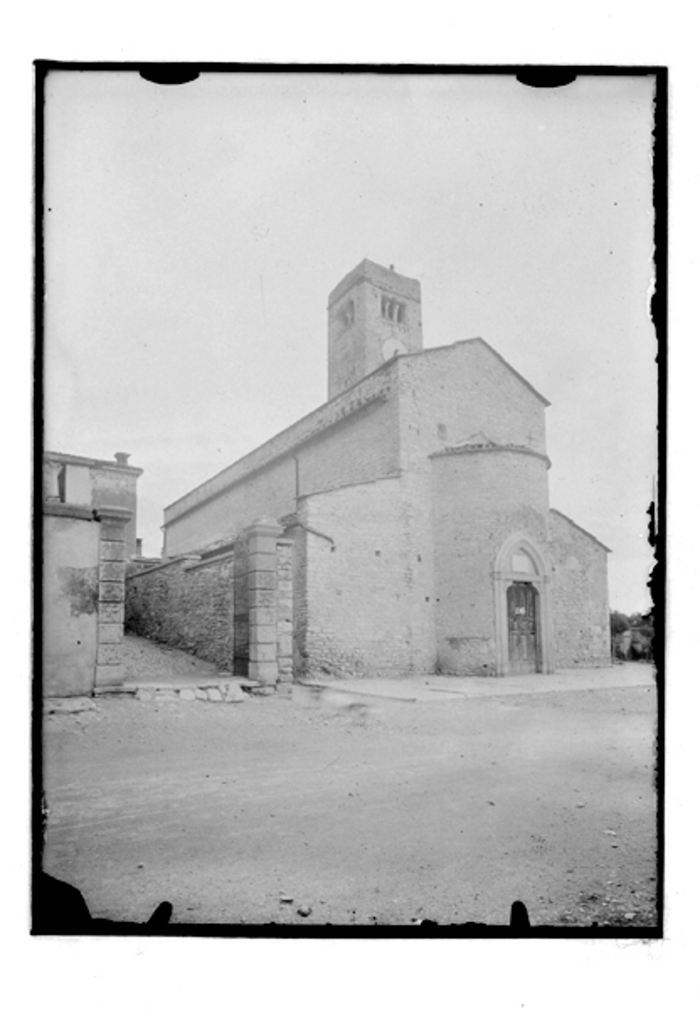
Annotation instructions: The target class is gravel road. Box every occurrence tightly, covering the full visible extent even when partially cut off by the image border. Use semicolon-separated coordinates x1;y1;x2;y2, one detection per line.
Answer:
42;638;658;928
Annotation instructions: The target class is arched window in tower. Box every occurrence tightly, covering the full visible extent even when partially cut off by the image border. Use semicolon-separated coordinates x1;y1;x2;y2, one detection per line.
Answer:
339;299;354;329
381;297;407;323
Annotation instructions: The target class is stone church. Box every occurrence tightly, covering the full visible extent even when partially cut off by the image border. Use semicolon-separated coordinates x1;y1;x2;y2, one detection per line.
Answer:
160;259;610;680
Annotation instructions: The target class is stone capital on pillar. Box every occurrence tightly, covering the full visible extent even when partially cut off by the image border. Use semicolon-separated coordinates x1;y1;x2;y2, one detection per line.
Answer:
96;504;133;541
95;504;133;525
246;517;284;545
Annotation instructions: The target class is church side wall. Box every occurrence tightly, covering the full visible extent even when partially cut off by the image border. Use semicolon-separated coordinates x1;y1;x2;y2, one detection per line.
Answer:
549;511;611;668
431;451;551;674
163;393;400;557
297;477;423;678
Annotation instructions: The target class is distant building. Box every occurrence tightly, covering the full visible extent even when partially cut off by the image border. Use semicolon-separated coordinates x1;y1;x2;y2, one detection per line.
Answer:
43;450;142;557
157;260;610;683
43;451;142;696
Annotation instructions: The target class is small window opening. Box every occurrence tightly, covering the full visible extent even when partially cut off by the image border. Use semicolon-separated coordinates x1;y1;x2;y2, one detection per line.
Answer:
339;299;354;328
381;296;406;323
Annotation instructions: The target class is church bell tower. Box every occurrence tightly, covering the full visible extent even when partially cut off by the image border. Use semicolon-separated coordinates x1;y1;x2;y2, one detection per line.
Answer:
327;259;423;400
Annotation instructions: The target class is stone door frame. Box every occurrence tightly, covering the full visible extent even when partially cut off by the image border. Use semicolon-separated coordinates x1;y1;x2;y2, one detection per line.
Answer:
493;532;553;676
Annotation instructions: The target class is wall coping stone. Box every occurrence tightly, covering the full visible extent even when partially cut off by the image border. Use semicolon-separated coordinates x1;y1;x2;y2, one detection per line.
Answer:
43;502;96;521
125;555;192;580
44;450;143;476
182;551;236;571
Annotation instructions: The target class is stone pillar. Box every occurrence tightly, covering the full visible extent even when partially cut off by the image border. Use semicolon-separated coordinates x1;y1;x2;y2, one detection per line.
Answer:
95;505;133;688
276;539;294;693
246;518;284;691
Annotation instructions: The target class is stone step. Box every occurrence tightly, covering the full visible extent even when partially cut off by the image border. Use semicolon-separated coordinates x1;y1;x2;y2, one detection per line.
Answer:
93;677;263;703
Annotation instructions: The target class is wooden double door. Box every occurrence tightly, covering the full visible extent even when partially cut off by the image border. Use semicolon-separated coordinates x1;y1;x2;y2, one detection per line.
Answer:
507;581;541;674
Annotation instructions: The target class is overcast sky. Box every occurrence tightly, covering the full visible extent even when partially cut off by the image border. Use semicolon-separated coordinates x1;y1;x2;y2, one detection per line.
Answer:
44;70;656;612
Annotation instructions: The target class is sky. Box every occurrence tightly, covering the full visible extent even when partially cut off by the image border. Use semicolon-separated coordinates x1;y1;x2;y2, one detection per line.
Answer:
44;70;657;612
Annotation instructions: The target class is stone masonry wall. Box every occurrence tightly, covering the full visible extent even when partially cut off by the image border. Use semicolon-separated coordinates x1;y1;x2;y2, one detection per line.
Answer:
125;553;236;672
276;540;294;689
431;450;551;674
95;507;132;688
296;476;418;678
397;340;548;466
126;523;295;689
394;339;551;676
232;535;249;676
549;509;611;668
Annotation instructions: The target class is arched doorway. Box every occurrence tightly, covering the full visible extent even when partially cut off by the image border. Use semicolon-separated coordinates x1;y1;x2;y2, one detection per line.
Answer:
493;534;553;676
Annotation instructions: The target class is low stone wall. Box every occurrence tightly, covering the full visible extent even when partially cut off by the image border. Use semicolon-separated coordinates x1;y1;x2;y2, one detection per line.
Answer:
125;519;293;689
125;553;236;672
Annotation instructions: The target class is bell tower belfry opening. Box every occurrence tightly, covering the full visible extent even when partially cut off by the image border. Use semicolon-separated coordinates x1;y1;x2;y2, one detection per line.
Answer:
327;259;423;400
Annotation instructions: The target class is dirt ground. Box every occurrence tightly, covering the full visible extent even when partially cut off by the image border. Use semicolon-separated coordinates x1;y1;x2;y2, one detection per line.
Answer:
42;637;658;929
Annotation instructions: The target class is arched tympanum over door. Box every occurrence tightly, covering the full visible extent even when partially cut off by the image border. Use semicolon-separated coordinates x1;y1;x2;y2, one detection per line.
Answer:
493;534;553;676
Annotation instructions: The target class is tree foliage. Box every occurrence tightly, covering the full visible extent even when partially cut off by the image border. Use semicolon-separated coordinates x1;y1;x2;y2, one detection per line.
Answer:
610;611;630;635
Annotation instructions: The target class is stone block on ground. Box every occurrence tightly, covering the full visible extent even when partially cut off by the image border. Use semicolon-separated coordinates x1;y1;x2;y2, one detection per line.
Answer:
154;689;178;701
195;688;208;701
207;688;223;702
225;684;246;703
179;688;197;701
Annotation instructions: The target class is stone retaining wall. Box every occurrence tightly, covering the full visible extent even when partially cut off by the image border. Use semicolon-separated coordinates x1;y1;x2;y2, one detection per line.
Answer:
125;553;236;672
125;519;293;690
